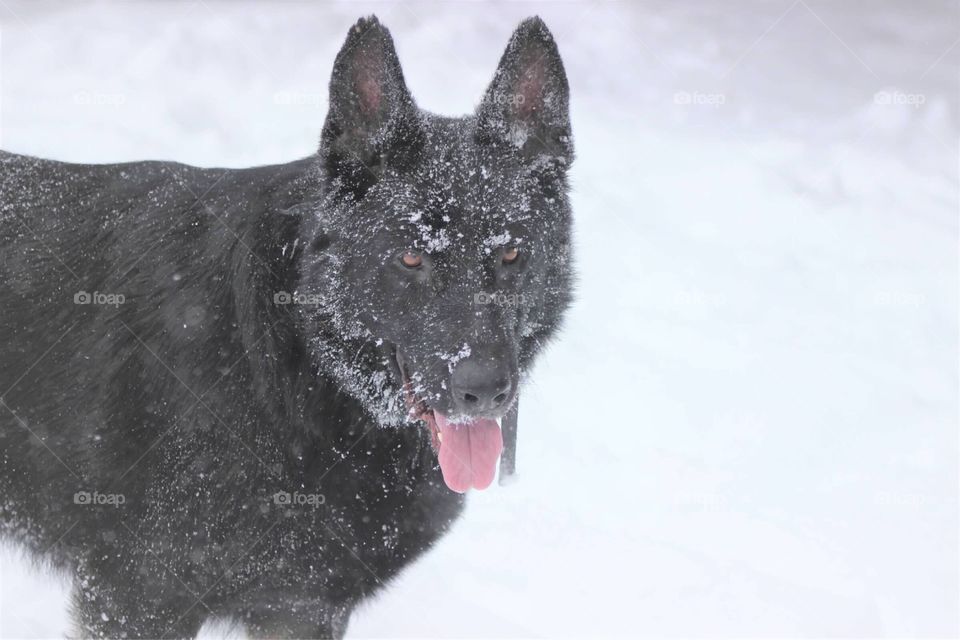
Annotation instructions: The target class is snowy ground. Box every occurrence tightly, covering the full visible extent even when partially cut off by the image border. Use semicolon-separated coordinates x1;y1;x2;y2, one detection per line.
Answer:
0;0;958;637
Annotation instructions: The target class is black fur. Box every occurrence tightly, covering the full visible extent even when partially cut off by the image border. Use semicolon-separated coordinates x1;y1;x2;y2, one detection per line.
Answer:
0;15;573;638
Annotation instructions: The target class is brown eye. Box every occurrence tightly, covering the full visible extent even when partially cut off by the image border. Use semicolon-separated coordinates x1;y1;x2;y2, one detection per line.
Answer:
401;251;423;268
502;246;520;264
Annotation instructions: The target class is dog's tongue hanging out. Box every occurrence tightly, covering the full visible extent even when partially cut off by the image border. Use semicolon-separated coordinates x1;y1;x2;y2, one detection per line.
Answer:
433;412;503;493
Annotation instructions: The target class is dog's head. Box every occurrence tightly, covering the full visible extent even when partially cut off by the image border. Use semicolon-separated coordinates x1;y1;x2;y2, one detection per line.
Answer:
298;15;573;492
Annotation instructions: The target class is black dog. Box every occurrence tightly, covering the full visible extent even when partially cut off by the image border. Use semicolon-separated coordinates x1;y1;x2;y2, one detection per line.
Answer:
0;15;573;638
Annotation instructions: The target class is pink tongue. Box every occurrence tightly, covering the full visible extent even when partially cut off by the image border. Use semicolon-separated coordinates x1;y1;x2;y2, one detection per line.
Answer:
435;412;503;493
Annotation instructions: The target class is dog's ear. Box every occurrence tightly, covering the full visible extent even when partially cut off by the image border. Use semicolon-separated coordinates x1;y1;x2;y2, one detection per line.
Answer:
321;16;420;187
476;17;573;165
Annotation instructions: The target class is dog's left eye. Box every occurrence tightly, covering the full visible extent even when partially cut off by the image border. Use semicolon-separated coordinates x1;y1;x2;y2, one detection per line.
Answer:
502;246;520;265
400;251;423;268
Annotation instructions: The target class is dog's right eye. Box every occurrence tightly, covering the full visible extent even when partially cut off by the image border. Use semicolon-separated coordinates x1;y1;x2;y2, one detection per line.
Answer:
400;251;423;268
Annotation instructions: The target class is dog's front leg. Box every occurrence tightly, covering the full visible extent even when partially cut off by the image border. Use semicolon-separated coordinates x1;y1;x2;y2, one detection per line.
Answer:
240;599;351;640
70;562;205;639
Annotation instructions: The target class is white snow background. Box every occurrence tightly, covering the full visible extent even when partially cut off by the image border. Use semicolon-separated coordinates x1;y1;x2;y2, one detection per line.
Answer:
0;0;957;637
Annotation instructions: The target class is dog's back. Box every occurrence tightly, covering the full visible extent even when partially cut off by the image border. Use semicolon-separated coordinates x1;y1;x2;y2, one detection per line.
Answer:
0;152;281;557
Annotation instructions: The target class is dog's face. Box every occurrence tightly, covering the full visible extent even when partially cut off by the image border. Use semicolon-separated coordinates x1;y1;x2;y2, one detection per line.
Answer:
299;16;573;492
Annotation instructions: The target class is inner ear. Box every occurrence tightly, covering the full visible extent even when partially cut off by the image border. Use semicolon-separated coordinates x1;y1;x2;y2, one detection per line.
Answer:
356;74;383;118
347;36;394;133
476;17;573;164
515;58;546;119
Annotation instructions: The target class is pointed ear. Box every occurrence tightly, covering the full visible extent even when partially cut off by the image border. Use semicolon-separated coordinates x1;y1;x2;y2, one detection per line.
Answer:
320;16;421;186
476;17;573;165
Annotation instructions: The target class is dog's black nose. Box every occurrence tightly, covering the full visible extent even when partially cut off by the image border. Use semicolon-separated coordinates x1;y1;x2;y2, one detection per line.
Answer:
451;358;512;414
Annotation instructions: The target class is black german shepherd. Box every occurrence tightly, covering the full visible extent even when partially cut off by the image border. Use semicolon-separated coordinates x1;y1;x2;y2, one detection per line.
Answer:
0;15;573;638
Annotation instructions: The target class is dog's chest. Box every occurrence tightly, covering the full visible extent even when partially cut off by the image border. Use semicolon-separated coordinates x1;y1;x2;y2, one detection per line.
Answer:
259;425;465;590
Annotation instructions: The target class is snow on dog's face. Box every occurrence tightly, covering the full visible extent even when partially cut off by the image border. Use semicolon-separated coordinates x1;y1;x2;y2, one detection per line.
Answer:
299;15;573;492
